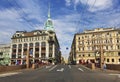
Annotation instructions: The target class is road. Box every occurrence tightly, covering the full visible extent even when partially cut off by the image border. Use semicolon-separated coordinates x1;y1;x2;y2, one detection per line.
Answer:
0;65;120;82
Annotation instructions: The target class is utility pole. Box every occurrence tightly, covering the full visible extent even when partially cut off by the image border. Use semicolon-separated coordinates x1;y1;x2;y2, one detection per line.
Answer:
100;36;104;69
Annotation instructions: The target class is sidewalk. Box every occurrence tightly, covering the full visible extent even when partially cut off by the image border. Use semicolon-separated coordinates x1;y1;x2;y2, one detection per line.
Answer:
0;65;46;74
95;67;120;73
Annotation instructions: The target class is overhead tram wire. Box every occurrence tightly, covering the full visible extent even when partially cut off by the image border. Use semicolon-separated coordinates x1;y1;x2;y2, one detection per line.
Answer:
75;0;89;33
7;0;34;30
75;0;97;33
14;0;35;30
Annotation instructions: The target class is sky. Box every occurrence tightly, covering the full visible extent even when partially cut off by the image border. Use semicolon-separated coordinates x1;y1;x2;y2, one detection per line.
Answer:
0;0;120;59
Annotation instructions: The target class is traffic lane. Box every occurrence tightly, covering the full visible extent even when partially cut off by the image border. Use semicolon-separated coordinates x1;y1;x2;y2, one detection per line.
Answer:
0;65;55;82
0;65;119;82
75;65;93;73
0;65;73;82
71;65;119;82
49;65;70;72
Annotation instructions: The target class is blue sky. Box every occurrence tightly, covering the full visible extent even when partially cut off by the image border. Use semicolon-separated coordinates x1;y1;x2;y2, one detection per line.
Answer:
0;0;120;59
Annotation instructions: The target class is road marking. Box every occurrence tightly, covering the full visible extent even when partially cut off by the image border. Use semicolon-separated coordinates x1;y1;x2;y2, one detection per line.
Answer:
109;74;120;78
49;65;57;71
68;65;71;69
0;72;21;77
79;65;92;71
57;68;64;72
78;68;84;72
46;65;52;69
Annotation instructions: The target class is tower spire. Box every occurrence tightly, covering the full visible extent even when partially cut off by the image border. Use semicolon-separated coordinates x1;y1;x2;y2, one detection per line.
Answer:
44;2;54;31
48;3;50;19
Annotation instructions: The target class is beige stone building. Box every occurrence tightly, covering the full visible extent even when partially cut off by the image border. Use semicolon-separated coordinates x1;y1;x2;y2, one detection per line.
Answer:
10;7;61;65
69;28;120;65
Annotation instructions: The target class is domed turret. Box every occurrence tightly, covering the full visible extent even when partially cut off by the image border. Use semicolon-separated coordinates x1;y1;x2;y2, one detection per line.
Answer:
44;4;54;31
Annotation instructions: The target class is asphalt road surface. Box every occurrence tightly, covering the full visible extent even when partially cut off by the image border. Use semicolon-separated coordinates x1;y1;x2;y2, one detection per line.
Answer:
0;65;120;82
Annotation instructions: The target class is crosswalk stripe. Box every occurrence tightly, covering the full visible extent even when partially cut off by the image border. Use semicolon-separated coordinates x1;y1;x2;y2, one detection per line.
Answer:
78;68;84;72
0;72;21;77
68;65;71;69
49;65;57;71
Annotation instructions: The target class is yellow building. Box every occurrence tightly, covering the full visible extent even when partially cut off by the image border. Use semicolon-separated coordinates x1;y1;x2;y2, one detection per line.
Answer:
70;28;120;65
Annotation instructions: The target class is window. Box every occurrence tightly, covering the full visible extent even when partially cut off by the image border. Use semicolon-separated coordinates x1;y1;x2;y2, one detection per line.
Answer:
24;43;27;48
49;47;52;51
82;36;84;39
78;55;81;57
106;46;108;50
118;52;120;56
117;45;120;49
12;44;17;48
49;54;52;57
35;42;39;47
18;49;22;53
112;59;114;62
82;47;84;51
41;54;46;58
111;46;113;50
41;42;46;47
117;39;119;43
12;54;16;58
29;43;33;47
18;44;22;48
88;54;90;57
83;54;85;57
107;59;109;62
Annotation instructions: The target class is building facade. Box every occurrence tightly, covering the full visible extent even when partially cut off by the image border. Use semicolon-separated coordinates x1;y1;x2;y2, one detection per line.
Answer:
10;7;61;65
0;44;10;65
70;28;120;65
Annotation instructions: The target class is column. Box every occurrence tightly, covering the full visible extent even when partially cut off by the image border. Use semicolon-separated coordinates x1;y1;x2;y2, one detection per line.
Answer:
21;43;24;65
53;44;55;58
10;43;12;65
26;43;30;68
39;42;41;58
16;44;18;64
33;42;35;63
46;42;49;59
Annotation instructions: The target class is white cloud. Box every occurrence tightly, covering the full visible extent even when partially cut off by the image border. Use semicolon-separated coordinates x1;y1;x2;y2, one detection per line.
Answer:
87;0;113;12
65;0;113;12
65;0;71;6
0;0;45;43
53;14;78;58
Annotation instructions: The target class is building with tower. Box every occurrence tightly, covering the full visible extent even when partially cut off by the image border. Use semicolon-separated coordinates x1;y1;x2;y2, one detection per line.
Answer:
10;6;61;65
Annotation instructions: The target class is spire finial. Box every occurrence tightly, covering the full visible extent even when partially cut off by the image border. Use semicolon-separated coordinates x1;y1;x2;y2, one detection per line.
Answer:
48;2;50;19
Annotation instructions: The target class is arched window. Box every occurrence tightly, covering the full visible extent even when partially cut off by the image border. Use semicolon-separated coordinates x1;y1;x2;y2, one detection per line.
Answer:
29;43;33;47
18;44;22;48
24;43;27;47
35;42;39;47
12;44;17;48
41;42;46;47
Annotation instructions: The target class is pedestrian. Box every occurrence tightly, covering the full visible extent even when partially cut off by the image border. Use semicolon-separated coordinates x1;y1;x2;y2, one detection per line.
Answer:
103;63;106;70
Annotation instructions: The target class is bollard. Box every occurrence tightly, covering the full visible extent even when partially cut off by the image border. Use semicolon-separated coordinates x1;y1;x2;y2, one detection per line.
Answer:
91;63;95;70
32;64;35;69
